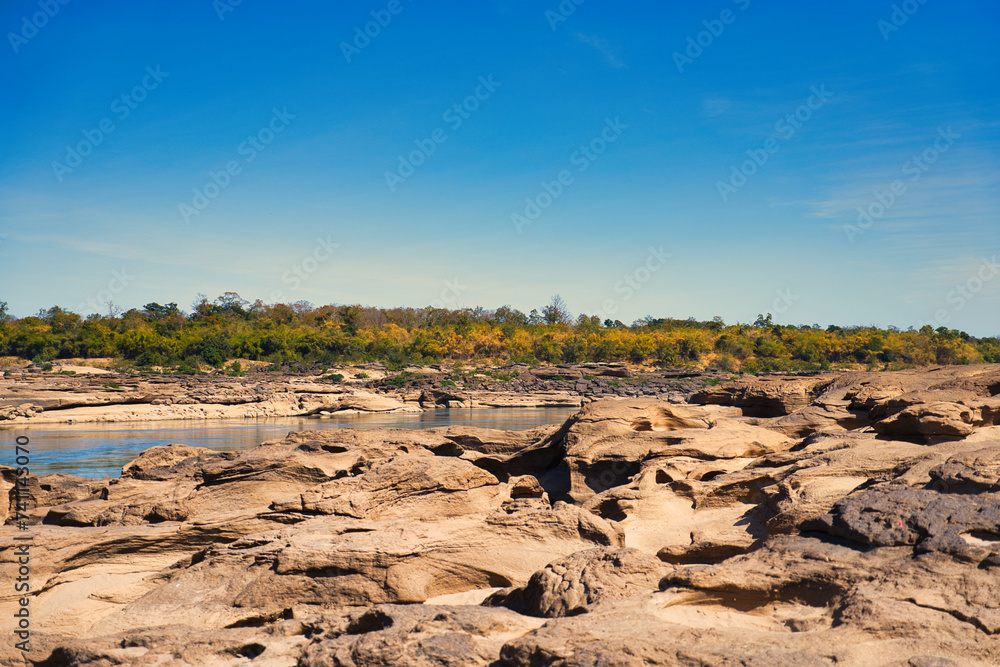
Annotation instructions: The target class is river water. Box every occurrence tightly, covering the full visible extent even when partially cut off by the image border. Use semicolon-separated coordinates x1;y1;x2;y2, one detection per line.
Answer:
1;408;579;479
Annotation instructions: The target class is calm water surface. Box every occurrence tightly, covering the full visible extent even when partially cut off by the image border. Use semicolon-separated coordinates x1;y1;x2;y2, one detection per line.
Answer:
1;408;578;478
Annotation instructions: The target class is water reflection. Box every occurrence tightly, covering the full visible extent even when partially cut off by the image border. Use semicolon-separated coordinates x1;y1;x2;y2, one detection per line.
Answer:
0;408;579;479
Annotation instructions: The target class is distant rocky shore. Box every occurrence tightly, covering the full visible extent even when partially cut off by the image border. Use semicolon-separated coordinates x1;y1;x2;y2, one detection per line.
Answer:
0;362;736;424
2;364;999;665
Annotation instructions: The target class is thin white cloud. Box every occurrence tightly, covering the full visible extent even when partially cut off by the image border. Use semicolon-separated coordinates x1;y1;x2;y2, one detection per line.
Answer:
807;146;1000;235
576;33;624;68
702;98;732;117
8;233;149;261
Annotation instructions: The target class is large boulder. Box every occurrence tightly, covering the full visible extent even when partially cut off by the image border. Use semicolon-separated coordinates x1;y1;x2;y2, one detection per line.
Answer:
689;375;835;416
873;397;1000;441
484;547;669;617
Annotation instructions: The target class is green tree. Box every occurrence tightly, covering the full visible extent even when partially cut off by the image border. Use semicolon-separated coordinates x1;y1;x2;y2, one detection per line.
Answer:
542;295;571;325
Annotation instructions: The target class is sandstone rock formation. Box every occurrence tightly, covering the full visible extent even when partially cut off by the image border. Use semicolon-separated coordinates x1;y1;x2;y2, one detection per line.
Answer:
1;364;999;665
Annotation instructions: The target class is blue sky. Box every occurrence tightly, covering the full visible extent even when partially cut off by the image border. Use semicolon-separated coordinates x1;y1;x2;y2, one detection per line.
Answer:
1;0;998;335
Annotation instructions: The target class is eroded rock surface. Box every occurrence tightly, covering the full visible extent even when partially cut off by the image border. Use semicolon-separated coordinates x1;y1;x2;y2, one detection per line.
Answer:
3;364;1000;666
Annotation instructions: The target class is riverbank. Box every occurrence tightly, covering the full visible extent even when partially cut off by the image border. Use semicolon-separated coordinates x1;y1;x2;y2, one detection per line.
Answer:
0;362;730;424
0;408;581;478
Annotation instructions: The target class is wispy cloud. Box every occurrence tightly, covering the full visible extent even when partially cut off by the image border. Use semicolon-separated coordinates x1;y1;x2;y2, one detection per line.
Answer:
576;33;624;68
702;98;732;117
8;233;149;261
807;143;1000;245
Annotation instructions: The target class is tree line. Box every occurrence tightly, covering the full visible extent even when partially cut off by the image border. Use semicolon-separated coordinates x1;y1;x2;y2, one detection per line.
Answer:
0;293;997;373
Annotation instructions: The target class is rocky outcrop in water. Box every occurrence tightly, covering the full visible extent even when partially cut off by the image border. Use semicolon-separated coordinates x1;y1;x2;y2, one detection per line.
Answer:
2;364;1000;665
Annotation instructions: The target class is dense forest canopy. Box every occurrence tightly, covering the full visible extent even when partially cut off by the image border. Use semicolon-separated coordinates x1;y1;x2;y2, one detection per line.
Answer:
0;293;997;373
